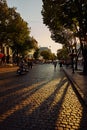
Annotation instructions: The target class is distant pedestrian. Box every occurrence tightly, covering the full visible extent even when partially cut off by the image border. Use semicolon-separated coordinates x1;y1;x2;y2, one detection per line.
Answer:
6;54;10;64
59;62;62;67
53;61;57;69
30;61;33;69
1;54;6;65
59;60;63;67
27;59;33;69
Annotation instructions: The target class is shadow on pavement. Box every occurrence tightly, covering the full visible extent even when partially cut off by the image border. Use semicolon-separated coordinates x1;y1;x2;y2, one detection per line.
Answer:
0;75;70;130
0;67;87;130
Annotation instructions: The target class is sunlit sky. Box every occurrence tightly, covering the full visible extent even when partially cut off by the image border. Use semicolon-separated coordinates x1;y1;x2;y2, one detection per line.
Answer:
6;0;62;54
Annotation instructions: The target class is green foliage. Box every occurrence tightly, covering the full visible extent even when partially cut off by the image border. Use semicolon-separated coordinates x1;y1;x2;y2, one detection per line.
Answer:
33;49;39;60
57;46;69;60
40;50;51;60
28;37;38;50
0;0;9;43
42;0;87;43
6;8;30;50
40;50;56;60
51;53;57;60
0;0;38;56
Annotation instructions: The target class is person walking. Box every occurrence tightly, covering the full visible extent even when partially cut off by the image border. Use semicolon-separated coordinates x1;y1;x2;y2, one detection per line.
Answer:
53;61;57;69
30;61;33;69
27;59;33;69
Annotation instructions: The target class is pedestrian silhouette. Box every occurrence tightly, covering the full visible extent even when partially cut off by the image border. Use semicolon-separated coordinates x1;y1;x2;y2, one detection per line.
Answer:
53;61;57;69
27;59;33;69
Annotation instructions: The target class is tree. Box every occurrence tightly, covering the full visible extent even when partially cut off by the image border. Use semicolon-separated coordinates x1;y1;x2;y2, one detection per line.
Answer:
51;53;57;61
33;49;39;60
57;46;69;60
7;7;30;56
0;0;9;49
0;0;38;60
0;0;30;54
40;50;52;61
28;37;38;50
42;0;87;74
19;37;38;56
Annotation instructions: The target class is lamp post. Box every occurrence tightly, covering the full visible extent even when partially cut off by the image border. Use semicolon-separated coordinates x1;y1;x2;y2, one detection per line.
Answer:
69;46;77;73
71;49;74;73
71;46;77;73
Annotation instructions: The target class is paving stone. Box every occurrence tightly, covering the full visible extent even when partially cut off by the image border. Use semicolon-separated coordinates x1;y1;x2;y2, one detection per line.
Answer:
0;64;87;130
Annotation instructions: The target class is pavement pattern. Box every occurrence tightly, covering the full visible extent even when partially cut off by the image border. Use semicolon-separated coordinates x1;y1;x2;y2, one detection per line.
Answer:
0;64;87;130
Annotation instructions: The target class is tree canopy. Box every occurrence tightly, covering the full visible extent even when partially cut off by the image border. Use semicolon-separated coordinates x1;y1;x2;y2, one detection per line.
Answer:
42;0;87;74
42;0;87;44
0;0;38;56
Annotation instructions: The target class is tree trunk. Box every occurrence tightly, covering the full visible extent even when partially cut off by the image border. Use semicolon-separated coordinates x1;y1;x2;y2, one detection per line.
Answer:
80;40;87;74
16;48;19;66
82;46;87;75
75;57;78;70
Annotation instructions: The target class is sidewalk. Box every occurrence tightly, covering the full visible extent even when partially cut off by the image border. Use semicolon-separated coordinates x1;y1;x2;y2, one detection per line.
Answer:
0;64;18;73
63;66;87;105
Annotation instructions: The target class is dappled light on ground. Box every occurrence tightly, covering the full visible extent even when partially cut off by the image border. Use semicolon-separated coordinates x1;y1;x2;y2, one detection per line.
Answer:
0;64;87;129
56;84;83;129
0;78;61;122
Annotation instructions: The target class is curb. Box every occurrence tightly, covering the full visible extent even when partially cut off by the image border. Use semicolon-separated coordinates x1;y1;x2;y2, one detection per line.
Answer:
63;68;87;106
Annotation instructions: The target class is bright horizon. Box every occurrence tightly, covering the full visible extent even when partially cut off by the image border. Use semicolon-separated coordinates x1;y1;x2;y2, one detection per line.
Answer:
6;0;62;54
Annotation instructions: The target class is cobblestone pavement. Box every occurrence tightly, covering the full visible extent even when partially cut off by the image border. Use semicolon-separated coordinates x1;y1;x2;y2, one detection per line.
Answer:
63;67;87;106
0;64;87;130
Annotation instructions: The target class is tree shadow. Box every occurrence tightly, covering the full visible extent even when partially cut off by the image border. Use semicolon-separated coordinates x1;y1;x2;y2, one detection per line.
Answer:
2;75;69;130
1;66;87;130
70;82;87;130
0;79;54;115
23;77;69;130
0;75;69;130
79;106;87;130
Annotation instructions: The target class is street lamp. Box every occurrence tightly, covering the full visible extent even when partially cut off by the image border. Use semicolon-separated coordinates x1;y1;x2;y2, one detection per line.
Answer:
69;46;76;73
71;47;77;73
72;49;75;73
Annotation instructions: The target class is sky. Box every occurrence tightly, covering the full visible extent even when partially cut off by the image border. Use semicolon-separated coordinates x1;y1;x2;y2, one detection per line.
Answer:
6;0;62;54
